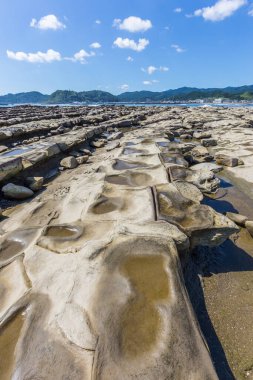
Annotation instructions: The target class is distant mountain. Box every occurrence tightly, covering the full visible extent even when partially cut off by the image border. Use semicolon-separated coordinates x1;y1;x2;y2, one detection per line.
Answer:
0;85;253;105
0;91;49;105
47;90;117;104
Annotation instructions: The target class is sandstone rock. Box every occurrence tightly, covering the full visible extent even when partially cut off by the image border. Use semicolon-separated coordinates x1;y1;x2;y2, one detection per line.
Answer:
201;138;217;147
226;212;248;226
25;177;44;191
0;157;23;182
2;183;34;199
245;220;253;237
60;156;78;169
106;141;120;151
0;145;8;153
165;131;175;141
76;156;89;165
193;131;212;139
79;148;92;156
215;154;239;167
190;162;223;173
107;131;123;141
90;140;105;148
185;145;213;164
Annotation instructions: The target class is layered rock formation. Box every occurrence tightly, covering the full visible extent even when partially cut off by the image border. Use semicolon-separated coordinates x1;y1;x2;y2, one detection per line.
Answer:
1;104;253;379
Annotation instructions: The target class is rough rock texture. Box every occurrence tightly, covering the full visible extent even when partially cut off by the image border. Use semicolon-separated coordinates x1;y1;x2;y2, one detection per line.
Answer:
0;104;252;379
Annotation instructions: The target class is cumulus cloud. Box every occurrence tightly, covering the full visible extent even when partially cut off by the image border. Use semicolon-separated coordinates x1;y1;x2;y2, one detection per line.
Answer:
174;8;183;13
95;19;101;24
113;37;149;52
171;44;185;53
30;14;66;30
142;65;169;74
194;0;247;21
90;42;101;49
127;56;134;62
71;50;95;64
7;49;61;63
120;84;129;91
113;16;152;32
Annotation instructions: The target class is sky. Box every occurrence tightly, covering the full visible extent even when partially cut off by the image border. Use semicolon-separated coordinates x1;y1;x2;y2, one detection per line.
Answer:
0;0;252;94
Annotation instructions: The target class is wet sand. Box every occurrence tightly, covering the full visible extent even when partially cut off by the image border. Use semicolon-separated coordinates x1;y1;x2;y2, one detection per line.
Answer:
199;175;253;380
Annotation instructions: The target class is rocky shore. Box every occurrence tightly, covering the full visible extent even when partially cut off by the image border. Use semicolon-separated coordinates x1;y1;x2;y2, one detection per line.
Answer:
0;105;253;379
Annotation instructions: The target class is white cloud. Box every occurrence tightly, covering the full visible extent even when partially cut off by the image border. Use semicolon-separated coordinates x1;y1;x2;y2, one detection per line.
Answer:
160;66;169;72
30;14;66;30
71;49;95;64
113;16;152;32
95;19;101;24
248;7;253;15
7;49;61;63
194;0;247;21
90;42;101;49
171;44;185;53
120;84;129;91
127;56;134;62
143;80;159;85
113;37;149;52
142;65;169;74
174;8;183;13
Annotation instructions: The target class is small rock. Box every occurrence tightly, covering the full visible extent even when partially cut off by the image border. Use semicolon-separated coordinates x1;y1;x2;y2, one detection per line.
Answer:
60;156;78;169
90;140;105;148
193;132;212;139
215;154;239;167
165;132;175;142
190;162;223;173
201;138;217;147
25;177;44;191
79;148;92;156
245;221;253;238
107;131;123;141
106;141;120;151
2;183;34;199
76;156;89;165
226;212;248;227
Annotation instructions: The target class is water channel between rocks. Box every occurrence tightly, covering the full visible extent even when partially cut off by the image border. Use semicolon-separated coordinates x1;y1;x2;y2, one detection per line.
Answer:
190;172;253;380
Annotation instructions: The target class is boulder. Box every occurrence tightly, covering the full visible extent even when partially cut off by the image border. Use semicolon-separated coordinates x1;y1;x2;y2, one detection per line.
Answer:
2;183;34;199
76;156;89;165
190;162;223;173
25;177;44;191
201;138;217;147
215;154;239;167
60;156;78;169
79;148;92;156
185;146;213;164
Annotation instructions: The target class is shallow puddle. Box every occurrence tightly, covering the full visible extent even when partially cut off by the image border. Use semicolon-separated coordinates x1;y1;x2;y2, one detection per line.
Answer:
0;240;25;266
113;159;149;171
1;147;33;157
105;172;151;187
123;148;147;155
119;254;169;358
0;311;25;380
92;197;121;214
45;226;78;239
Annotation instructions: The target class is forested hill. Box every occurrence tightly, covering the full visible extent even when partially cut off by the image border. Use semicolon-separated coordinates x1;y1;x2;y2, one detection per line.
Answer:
0;85;253;105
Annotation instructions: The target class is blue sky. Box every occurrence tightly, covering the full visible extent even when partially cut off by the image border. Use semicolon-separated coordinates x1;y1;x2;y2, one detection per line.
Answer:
0;0;252;94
